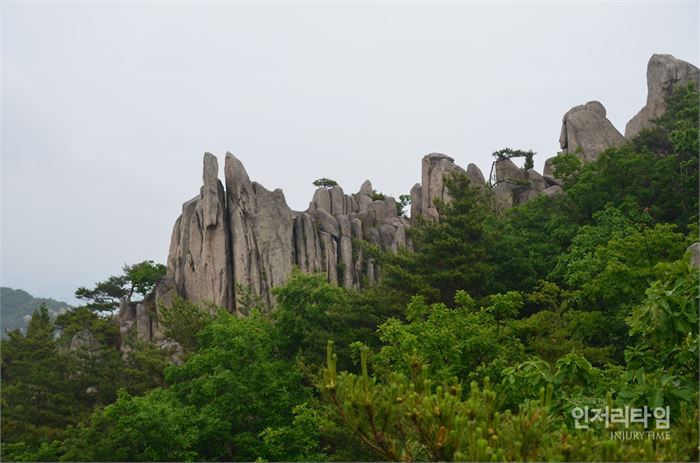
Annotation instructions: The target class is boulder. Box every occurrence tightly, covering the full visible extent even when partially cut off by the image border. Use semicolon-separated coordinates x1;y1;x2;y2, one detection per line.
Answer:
543;156;557;177
311;188;331;213
560;101;624;163
359;180;373;196
494;158;526;183
466;163;485;185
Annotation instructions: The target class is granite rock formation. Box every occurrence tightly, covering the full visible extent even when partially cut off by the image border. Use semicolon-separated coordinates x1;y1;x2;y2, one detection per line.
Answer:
491;158;559;208
160;152;411;315
120;53;698;351
559;101;625;163
410;153;485;222
625;54;700;139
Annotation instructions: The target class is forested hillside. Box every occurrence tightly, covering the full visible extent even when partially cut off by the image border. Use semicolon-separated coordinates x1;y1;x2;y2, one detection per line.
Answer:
0;288;70;337
1;83;698;462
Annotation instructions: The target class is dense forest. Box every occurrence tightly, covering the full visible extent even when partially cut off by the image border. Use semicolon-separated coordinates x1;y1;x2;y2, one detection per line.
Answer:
1;84;698;462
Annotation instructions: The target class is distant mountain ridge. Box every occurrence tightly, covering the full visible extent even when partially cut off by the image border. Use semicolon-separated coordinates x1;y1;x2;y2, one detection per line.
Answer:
1;287;71;337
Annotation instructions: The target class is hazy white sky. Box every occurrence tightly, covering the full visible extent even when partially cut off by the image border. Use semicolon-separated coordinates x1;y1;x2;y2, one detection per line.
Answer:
1;1;698;304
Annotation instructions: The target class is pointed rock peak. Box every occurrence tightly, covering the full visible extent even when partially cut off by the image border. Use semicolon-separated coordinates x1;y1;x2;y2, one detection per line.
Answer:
359;180;373;196
224;151;252;187
625;53;700;139
466;163;485;184
203;152;219;182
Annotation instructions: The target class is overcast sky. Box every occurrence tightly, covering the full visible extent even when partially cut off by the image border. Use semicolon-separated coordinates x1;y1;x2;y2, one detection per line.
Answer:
1;1;698;304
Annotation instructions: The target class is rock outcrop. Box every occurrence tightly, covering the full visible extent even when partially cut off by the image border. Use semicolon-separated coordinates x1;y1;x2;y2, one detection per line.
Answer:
625;54;700;139
491;158;557;208
167;153;233;310
411;153;485;221
159;152;411;314
119;53;696;352
559;101;625;163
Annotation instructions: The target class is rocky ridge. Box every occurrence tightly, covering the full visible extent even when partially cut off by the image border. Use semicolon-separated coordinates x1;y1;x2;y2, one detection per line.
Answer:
124;53;698;346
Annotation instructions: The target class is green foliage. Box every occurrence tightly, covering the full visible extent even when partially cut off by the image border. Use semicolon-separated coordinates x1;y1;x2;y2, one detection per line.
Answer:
374;293;523;384
124;261;167;297
492;147;536;171
379;172;494;304
157;295;217;354
59;312;317;462
273;268;398;370
551;205;689;321
0;287;70;337
550;152;582;183
485;195;578;293
4;79;699;463
1;306;79;447
567;83;698;231
321;342;698;461
75;260;166;313
60;388;206;462
313;177;338;189
371;190;386;201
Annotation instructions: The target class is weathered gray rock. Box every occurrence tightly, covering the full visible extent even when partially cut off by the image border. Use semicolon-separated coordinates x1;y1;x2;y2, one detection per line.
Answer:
337;215;355;288
543;156;557;177
512;169;547;204
466;163;485;185
359;180;373;196
560;101;625;163
311;188;331;213
410;183;422;218
318;231;338;285
293;213;320;273
355;192;373;212
329;186;346;216
541;185;565;198
312;208;340;238
225;153;294;310
495;158;526;183
492;159;524;208
543;175;563;187
167;153;233;311
368;200;388;223
626;54;700;139
493;183;514;209
688;242;700;269
525;169;547;192
419;153;462;221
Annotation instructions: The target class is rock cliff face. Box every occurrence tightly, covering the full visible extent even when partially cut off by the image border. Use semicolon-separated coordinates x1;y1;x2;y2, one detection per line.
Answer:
167;153;233;310
625;54;700;139
160;152;412;314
